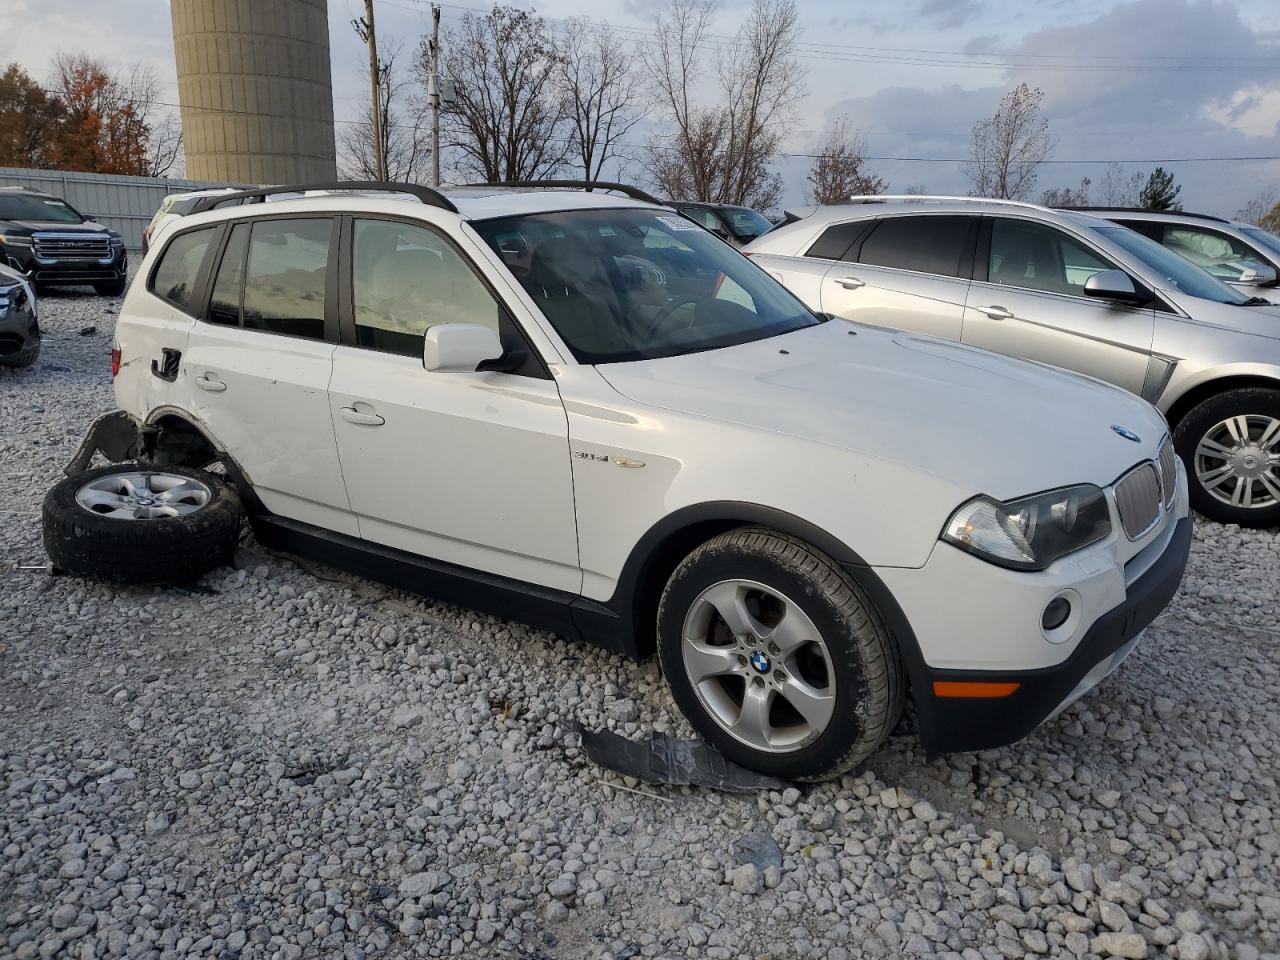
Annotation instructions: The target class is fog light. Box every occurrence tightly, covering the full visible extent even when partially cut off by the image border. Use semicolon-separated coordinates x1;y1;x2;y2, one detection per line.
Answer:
1042;597;1071;631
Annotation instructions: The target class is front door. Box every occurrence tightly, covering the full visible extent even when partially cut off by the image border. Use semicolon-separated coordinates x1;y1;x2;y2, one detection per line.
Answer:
327;216;579;592
181;215;357;535
962;216;1155;396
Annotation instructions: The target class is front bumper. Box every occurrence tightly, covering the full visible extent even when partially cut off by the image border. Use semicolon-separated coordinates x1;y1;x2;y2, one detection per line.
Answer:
890;514;1192;755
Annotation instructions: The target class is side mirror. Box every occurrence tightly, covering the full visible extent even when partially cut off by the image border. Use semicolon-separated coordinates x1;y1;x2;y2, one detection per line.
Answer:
423;323;503;373
1237;263;1278;287
1083;269;1150;306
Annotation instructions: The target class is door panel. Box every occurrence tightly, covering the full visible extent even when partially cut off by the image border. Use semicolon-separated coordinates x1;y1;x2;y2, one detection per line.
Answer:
963;218;1154;394
329;350;579;591
328;215;579;592
822;263;969;339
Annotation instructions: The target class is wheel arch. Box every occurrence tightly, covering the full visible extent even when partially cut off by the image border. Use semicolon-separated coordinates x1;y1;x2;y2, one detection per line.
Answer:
1163;371;1280;430
602;502;920;668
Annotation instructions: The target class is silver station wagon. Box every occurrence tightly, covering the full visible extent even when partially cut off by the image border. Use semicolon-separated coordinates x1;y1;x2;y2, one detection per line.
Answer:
747;196;1280;527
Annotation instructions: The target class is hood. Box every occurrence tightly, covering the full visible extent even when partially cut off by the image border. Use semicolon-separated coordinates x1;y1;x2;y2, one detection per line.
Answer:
596;320;1168;501
1160;289;1280;342
10;220;109;234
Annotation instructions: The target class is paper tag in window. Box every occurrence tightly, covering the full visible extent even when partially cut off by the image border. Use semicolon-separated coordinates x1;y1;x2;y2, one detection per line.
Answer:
657;215;700;232
44;200;68;206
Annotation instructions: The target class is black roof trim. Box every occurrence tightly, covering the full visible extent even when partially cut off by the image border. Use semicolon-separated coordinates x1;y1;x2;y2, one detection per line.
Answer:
189;181;459;215
1060;206;1229;224
468;180;666;207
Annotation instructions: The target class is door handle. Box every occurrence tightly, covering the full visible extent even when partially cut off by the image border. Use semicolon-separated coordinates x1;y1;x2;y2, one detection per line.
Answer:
976;305;1014;320
833;276;865;290
194;375;226;393
340;406;385;426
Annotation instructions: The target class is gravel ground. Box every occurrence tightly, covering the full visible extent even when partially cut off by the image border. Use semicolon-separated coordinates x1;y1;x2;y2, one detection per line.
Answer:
2;291;1278;960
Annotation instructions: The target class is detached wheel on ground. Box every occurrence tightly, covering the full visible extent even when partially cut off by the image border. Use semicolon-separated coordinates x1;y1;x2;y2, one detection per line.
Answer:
1174;387;1280;527
657;528;904;781
43;463;243;585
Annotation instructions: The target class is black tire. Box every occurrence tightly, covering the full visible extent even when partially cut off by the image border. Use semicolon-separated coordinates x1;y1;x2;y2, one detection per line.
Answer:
1173;387;1280;527
656;528;904;781
43;463;244;585
94;277;127;297
0;341;38;368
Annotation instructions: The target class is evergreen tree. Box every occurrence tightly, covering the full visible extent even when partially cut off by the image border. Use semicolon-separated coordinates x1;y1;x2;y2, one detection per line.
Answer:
1139;167;1182;211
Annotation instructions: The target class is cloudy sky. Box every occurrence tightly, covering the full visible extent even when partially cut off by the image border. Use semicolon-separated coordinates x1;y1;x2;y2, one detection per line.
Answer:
2;0;1278;216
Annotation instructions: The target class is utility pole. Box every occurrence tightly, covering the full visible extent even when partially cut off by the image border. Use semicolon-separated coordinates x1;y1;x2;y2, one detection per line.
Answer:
428;4;441;187
356;0;387;181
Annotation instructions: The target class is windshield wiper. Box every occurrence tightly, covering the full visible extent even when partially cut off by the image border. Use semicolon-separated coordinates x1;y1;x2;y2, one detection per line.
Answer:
1238;296;1274;306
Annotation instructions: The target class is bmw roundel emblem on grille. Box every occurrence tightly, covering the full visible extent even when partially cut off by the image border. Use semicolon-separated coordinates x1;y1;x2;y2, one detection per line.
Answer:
1111;425;1141;443
750;651;771;674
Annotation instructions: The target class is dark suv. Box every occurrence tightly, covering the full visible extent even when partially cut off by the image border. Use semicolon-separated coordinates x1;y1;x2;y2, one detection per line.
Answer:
671;201;774;248
0;264;39;368
0;187;128;295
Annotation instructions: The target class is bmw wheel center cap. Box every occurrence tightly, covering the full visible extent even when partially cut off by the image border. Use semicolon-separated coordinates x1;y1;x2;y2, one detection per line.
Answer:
750;650;771;674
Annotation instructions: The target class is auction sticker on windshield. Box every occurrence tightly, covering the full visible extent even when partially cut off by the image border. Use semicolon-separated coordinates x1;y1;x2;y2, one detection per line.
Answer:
657;215;700;231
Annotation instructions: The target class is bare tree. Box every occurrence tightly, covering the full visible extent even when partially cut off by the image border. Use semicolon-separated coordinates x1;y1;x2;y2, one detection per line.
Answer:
962;82;1051;200
342;42;427;182
1040;176;1090;208
435;6;570;183
1098;162;1143;207
1237;188;1278;227
121;63;182;177
903;183;927;195
643;0;804;209
556;18;641;182
806;116;884;203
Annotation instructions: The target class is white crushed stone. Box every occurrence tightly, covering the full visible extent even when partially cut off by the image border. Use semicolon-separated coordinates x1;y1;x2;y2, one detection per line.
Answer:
2;290;1278;959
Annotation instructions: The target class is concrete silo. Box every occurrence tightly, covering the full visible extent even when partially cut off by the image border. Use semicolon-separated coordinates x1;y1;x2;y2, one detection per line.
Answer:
171;0;337;184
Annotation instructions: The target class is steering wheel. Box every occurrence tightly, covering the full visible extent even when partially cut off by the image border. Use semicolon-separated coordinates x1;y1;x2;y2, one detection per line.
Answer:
643;295;702;339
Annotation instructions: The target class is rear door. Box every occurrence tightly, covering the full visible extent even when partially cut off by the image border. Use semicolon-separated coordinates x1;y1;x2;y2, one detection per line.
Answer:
181;215;356;535
962;215;1154;395
820;213;977;340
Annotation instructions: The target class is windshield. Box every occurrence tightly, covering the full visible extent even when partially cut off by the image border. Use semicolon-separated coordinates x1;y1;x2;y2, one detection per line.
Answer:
723;207;773;242
1094;224;1248;304
0;194;85;224
472;207;820;363
1241;226;1280;259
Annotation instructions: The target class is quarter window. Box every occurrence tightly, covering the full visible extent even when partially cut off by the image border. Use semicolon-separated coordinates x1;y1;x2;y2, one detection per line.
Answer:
805;222;865;260
856;215;973;277
149;227;216;313
241;218;332;340
988;219;1113;296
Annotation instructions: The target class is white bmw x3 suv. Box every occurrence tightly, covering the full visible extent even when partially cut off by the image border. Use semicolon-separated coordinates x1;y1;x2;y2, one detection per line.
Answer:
54;181;1191;779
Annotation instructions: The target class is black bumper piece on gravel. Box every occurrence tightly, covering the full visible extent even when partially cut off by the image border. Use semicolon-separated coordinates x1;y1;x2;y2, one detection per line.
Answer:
894;516;1192;757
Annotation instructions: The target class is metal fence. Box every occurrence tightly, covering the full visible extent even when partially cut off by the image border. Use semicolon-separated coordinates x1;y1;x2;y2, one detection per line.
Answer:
0;167;245;253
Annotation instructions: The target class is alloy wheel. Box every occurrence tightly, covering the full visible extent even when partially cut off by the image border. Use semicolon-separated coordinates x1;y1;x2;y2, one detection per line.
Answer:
1194;414;1280;510
680;578;836;754
74;471;213;521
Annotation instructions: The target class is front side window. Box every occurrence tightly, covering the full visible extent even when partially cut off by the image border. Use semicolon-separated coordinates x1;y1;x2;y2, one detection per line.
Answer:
472;207;820;364
1160;225;1269;281
149;227;217;312
988;218;1113;296
1094;224;1248;304
857;215;973;277
352;218;504;356
241;218;332;339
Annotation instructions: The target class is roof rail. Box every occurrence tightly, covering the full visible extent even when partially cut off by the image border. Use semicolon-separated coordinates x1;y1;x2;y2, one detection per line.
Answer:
189;181;459;215
1061;205;1229;223
841;194;1048;211
469;180;666;207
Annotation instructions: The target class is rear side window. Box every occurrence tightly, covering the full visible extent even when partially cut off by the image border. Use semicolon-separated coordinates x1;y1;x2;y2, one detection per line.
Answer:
241;218;333;340
149;227;216;313
206;222;250;326
856;215;973;277
805;221;866;260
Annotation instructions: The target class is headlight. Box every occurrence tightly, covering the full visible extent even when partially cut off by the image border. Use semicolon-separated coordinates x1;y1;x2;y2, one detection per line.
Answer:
109;236;124;246
942;485;1111;571
0;234;32;246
